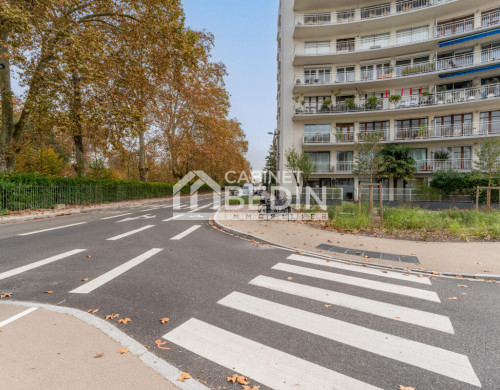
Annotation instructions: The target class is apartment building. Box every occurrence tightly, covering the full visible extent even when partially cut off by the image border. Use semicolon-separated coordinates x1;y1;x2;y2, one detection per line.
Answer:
277;0;500;200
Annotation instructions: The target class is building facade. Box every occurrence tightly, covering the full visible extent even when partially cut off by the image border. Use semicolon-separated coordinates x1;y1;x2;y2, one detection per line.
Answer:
277;0;500;200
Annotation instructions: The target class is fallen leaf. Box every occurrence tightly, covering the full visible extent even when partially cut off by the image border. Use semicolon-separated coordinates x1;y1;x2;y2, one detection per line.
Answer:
156;340;170;350
0;293;12;299
382;270;388;274
417;275;424;278
432;271;440;275
324;304;331;308
81;278;89;282
448;297;460;300
430;277;439;280
118;318;131;324
87;255;92;258
45;290;54;294
237;376;250;385
287;277;293;280
395;316;401;319
483;270;491;273
118;348;128;354
356;252;361;255
177;372;191;382
160;318;170;324
88;309;99;314
105;314;120;320
398;386;415;390
402;273;409;276
243;386;261;390
94;353;104;359
458;285;468;288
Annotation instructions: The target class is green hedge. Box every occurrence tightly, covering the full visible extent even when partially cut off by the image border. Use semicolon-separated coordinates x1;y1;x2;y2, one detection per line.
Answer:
0;173;213;212
430;171;500;203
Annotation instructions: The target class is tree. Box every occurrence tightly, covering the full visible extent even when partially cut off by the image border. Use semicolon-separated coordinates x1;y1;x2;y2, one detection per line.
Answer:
353;131;384;182
285;147;314;187
263;137;278;186
378;144;416;199
475;138;500;186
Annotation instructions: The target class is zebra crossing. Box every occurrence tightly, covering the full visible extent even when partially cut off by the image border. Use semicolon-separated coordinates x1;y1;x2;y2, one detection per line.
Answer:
163;253;481;389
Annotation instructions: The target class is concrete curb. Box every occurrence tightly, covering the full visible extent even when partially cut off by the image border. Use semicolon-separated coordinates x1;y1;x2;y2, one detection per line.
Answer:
0;300;209;390
211;212;500;282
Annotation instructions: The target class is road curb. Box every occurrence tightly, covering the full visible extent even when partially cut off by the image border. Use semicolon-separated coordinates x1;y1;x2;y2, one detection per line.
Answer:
211;212;500;282
0;300;209;390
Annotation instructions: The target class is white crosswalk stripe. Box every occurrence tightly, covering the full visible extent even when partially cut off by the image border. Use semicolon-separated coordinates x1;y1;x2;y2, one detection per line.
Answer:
163;318;383;390
272;262;440;302
106;225;154;241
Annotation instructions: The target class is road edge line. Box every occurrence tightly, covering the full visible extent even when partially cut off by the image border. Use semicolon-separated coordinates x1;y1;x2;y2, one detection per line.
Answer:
0;300;209;390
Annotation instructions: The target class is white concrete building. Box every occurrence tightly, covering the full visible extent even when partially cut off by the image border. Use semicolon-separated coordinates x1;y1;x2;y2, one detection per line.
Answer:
277;0;500;200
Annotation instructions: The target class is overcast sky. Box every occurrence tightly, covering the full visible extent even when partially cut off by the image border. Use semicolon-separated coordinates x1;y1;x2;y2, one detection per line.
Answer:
182;0;278;171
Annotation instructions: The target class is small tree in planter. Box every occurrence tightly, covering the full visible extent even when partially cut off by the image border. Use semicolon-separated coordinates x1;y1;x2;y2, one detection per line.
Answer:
344;98;355;110
433;150;449;160
417;124;429;139
321;99;333;112
336;128;345;142
285;147;314;188
365;96;379;110
389;94;402;107
475;138;500;186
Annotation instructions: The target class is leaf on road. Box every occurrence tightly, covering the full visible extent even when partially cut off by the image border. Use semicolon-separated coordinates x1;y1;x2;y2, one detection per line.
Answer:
458;285;468;288
45;290;54;294
432;271;440;275
156;340;170;350
88;309;99;314
0;293;12;299
160;318;170;324
448;297;460;300
177;372;191;382
227;374;249;385
118;348;129;354
287;277;293;280
118;318;131;324
94;353;104;359
87;255;92;258
81;278;89;282
324;305;331;308
243;386;261;390
398;386;415;390
105;314;120;320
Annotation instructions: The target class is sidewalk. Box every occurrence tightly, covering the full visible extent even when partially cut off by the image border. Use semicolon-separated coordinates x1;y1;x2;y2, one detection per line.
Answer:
215;208;500;277
0;302;203;390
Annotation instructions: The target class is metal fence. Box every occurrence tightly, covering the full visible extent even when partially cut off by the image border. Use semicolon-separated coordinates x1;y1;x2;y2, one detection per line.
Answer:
0;185;180;212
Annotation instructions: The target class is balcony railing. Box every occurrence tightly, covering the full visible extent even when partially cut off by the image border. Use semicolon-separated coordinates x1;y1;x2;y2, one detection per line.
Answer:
304;133;331;143
295;50;497;86
481;10;500;27
294;83;500;115
336;162;354;173
415;159;473;172
295;0;454;26
312;162;331;172
296;16;500;57
397;121;500;140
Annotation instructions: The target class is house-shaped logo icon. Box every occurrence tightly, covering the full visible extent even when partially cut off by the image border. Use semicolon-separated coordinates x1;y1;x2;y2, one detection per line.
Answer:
173;171;221;210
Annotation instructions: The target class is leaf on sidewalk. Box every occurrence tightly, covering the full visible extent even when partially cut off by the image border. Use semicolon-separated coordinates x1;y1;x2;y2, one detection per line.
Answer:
398;386;415;390
88;309;99;314
156;340;170;350
417;275;424;278
118;318;131;324
431;271;440;275
94;353;104;359
177;372;191;382
45;290;54;294
402;273;409;276
381;270;388;274
105;314;120;320
160;318;170;324
118;348;129;354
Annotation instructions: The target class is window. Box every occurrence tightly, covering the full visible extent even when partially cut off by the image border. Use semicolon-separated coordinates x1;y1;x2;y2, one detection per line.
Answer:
336;9;355;23
481;41;500;63
437;15;474;37
304;68;331;84
434;114;473;137
410;148;428;168
436;80;472;92
305;152;330;172
396;118;428;139
305;41;330;55
396;26;429;44
434;146;472;170
336;151;354;172
337;38;355;52
360;33;390;50
437;48;474;70
304;96;331;114
361;3;390;19
336;123;355;142
336;66;355;83
304;13;331;25
480;110;500;134
482;7;500;27
395;55;431;76
360;121;390;140
304;124;331;143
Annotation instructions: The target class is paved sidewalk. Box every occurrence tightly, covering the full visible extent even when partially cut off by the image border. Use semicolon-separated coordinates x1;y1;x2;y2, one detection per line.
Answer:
0;303;183;390
215;209;500;276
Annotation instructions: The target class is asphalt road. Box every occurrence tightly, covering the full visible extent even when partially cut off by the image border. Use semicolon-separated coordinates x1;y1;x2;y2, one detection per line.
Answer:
0;196;499;390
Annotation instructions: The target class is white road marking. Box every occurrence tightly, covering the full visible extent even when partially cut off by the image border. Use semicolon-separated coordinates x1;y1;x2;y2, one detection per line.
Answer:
142;207;160;212
0;308;38;328
250;276;454;333
106;225;155;241
273;263;440;302
70;248;163;294
287;254;431;284
117;214;156;223
18;222;87;236
0;249;87;281
164;318;382;390
170;225;202;240
189;204;213;213
101;213;133;220
219;292;480;387
163;214;185;222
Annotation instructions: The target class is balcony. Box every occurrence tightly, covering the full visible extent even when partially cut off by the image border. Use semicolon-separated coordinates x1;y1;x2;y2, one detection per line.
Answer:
303;133;331;143
294;49;498;90
294;83;500;117
336;162;354;173
396;121;500;141
415;158;473;172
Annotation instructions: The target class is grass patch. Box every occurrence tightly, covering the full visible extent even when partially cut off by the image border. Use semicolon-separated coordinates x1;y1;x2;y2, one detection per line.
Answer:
326;203;500;241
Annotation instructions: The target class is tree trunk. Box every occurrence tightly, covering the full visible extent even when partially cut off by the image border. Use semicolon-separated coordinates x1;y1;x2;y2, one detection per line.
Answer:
70;72;86;176
138;131;148;182
0;32;14;172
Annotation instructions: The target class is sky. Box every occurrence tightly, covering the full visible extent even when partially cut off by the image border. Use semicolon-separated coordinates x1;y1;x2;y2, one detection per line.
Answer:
181;0;278;170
